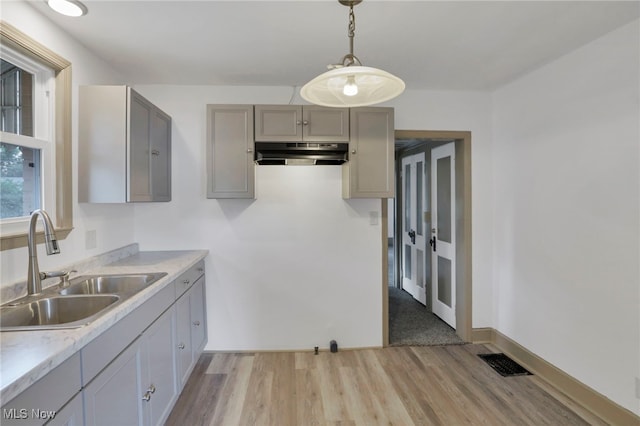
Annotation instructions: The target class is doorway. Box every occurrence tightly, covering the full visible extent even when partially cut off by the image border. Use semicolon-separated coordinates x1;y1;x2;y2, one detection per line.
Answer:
383;130;472;346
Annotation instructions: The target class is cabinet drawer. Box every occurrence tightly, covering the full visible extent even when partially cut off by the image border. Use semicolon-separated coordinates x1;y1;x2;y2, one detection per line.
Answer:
1;353;81;426
174;260;205;297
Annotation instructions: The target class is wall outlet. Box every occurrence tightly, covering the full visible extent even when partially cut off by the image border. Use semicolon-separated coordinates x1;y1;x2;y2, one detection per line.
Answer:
85;230;97;250
369;211;379;226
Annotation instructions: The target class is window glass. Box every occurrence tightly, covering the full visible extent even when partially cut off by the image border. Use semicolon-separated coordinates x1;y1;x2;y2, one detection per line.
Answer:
1;142;41;218
1;59;34;136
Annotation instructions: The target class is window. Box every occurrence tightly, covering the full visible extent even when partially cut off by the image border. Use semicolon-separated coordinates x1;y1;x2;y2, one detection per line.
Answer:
0;48;55;234
0;21;73;251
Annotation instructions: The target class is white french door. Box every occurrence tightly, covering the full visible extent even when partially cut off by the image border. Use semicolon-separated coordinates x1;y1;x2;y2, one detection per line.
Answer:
401;153;427;305
431;143;456;328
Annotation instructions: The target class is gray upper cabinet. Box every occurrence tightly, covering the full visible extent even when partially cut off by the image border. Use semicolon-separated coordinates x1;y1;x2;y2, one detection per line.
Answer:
79;86;171;203
342;107;395;199
255;105;349;142
206;104;394;199
206;105;255;199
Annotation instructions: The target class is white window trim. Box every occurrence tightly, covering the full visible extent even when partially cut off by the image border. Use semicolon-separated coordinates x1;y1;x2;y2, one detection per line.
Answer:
1;46;57;237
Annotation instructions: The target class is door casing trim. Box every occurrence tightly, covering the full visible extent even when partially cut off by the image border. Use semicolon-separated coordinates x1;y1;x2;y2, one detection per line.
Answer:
383;130;472;346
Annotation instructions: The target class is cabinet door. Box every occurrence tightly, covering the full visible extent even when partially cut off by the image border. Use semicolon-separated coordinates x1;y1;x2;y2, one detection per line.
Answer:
190;278;207;356
175;292;193;389
303;106;349;142
150;109;171;201
142;307;177;426
342;107;395;198
206;105;255;199
48;392;83;426
254;105;302;141
78;85;128;203
83;339;144;426
129;90;153;202
255;105;349;142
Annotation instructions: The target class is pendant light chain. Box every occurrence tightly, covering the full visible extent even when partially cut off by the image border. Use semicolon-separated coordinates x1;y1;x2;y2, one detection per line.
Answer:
343;4;361;67
348;5;356;61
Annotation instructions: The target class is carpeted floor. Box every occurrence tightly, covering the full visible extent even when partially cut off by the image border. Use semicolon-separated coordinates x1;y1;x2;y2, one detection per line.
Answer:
388;286;466;346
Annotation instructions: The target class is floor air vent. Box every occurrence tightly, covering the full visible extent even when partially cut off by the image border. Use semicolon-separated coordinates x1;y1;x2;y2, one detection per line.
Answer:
478;353;532;377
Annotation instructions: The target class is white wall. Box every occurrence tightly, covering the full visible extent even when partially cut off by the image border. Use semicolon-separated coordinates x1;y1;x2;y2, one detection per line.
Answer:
492;20;640;414
0;2;136;287
131;85;494;351
131;86;384;351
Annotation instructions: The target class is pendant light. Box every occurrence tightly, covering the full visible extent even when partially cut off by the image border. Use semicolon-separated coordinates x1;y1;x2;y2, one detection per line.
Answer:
300;0;405;108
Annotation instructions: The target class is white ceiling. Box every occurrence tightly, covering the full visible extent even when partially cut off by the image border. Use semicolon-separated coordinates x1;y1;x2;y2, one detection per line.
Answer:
26;0;640;91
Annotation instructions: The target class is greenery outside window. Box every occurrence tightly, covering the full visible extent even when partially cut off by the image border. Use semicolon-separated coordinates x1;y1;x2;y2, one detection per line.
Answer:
0;21;73;251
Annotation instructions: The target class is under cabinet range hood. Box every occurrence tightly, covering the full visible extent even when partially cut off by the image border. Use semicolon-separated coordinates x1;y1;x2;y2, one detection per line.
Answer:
254;142;348;165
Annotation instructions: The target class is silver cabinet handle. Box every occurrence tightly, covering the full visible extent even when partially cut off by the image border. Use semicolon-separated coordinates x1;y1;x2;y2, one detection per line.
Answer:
193;320;200;327
296;120;302;125
151;150;160;156
183;279;190;285
148;384;156;394
178;343;185;350
142;391;151;402
351;149;357;154
302;120;309;126
247;148;253;153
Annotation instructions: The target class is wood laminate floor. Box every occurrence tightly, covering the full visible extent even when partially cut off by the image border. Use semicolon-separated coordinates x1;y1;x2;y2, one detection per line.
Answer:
166;344;606;426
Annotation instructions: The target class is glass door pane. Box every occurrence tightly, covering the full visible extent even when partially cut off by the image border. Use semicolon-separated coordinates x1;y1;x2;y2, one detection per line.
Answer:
437;156;451;243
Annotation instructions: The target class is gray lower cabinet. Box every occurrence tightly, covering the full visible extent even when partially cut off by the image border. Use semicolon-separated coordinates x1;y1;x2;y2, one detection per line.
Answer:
175;277;207;389
83;337;144;426
0;353;82;426
342;107;395;198
141;306;177;426
175;292;193;388
48;392;84;426
190;279;207;355
1;261;207;426
84;306;176;426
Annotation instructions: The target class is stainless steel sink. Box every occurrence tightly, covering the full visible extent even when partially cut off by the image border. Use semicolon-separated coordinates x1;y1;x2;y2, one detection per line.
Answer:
0;295;119;330
58;273;166;296
1;272;167;331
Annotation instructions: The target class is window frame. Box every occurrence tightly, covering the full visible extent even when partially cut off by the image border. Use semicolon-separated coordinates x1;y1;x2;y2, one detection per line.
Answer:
1;48;56;229
0;21;73;251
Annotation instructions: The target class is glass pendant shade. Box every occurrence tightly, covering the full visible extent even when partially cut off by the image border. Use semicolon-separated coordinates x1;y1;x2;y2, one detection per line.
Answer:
301;65;405;108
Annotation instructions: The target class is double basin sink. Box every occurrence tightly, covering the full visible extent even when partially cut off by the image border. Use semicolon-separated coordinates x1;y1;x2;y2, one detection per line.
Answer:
0;273;167;331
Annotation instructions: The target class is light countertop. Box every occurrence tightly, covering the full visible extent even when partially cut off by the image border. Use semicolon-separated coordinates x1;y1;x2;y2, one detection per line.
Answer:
0;248;208;404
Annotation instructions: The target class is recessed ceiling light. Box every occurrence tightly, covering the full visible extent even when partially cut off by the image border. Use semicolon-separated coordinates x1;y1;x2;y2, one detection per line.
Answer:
47;0;88;17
